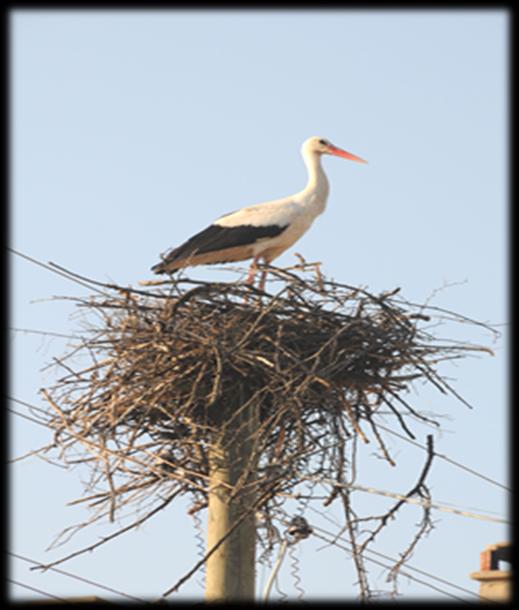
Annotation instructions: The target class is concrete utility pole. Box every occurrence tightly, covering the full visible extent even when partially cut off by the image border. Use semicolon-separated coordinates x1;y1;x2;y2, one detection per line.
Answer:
205;396;258;601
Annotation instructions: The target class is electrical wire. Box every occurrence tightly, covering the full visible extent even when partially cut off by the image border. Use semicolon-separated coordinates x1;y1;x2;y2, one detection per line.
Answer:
304;504;498;603
377;422;511;493
309;526;486;603
7;406;49;428
262;539;288;602
7;578;71;602
9;326;81;340
8;395;52;418
288;543;304;600
191;511;207;589
8;246;108;295
9;552;151;603
351;483;509;524
298;475;509;525
7;396;52;431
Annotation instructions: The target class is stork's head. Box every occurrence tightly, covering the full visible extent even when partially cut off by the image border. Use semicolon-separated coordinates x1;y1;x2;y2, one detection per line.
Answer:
302;136;367;163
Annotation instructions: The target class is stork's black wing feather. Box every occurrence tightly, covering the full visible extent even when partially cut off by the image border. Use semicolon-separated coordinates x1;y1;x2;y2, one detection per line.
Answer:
151;223;288;274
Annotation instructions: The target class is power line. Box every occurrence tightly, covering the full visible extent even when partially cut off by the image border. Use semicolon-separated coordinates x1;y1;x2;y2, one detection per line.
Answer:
377;422;511;493
298;475;509;525
8;245;164;299
7;396;51;431
7;406;49;429
8;395;50;418
9;326;81;340
309;525;484;603
7;246;107;295
350;483;508;524
7;578;70;603
303;504;498;603
10;552;150;604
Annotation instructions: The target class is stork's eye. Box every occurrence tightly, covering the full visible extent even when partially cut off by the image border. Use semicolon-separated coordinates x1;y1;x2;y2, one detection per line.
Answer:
319;139;328;146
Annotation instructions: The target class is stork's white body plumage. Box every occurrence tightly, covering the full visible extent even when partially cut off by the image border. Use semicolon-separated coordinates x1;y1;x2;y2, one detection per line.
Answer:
152;136;366;288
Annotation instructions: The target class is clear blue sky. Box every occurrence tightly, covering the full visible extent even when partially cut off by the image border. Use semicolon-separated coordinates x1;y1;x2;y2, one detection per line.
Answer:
10;9;509;601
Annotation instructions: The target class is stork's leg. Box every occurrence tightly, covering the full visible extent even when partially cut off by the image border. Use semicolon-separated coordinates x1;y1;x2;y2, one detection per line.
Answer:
258;270;267;291
245;255;260;286
258;257;270;291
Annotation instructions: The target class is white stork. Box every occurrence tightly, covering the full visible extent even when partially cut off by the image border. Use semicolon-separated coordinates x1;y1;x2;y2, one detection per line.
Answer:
152;136;366;289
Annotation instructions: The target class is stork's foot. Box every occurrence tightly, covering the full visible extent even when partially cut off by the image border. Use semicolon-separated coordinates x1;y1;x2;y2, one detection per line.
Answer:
244;256;270;293
245;255;260;287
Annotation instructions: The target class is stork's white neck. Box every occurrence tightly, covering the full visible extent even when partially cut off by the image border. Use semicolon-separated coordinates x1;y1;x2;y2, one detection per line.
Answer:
299;149;330;216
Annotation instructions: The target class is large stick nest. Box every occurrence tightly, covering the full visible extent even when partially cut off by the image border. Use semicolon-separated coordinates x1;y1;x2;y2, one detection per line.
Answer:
40;264;493;573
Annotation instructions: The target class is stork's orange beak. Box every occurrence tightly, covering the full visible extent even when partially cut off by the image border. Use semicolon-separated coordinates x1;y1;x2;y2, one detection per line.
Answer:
329;145;367;164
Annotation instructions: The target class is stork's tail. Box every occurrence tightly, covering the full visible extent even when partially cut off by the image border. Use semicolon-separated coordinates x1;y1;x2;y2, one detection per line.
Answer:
151;260;178;275
151;261;164;274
